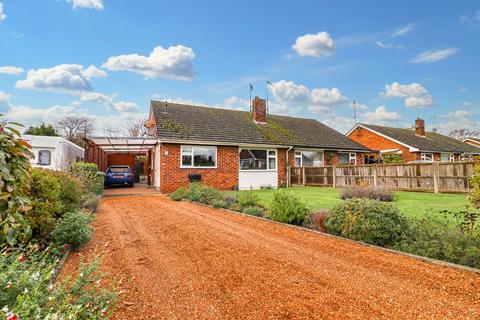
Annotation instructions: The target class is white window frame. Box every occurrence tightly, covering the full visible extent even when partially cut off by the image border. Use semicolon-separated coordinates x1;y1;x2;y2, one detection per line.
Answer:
338;152;357;165
441;153;455;162
421;153;433;162
239;148;277;171
449;154;455;162
294;150;324;167
180;145;217;169
38;150;52;165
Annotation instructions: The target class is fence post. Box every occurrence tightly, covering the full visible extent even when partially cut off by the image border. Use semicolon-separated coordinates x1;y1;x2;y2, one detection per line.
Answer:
302;167;306;186
433;162;440;193
373;164;378;186
332;165;336;188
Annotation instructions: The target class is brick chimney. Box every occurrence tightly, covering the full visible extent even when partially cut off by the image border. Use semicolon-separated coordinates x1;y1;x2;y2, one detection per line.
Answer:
252;96;267;124
415;118;425;136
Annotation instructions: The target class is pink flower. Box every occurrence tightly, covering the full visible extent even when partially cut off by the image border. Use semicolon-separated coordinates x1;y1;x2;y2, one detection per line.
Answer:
45;247;51;253
6;281;13;289
34;244;40;252
104;242;110;248
18;255;25;263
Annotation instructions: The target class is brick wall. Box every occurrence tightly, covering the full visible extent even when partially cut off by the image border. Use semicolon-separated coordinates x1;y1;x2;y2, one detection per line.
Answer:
348;126;417;162
107;153;145;170
159;143;239;193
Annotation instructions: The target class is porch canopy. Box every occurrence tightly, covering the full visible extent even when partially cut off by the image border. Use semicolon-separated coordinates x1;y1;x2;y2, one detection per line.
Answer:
86;136;158;154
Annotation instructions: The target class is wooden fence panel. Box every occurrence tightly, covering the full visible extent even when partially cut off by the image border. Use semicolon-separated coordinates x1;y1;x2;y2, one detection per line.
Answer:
289;162;476;193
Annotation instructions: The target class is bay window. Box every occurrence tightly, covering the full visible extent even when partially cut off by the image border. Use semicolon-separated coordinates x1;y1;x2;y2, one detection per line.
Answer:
420;153;433;162
338;152;356;165
294;151;324;167
181;146;216;168
240;149;276;170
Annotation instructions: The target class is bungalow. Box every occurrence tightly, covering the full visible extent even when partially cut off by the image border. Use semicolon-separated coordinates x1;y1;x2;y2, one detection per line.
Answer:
464;137;480;150
145;97;371;193
346;118;480;163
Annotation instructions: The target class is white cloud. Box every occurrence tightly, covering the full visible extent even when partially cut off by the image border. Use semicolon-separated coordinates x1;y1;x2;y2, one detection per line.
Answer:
79;91;113;104
375;41;405;49
362;106;402;123
0;2;6;22
292;32;334;57
102;45;196;80
391;23;416;37
111;101;139;112
0;90;10;101
440;110;472;119
67;0;104;10
16;64;106;94
6;104;77;127
410;48;457;63
0;66;24;76
268;80;349;114
459;11;480;27
382;82;433;108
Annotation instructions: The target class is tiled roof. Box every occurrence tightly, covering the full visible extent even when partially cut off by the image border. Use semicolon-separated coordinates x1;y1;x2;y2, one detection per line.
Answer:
151;101;370;151
360;123;480;153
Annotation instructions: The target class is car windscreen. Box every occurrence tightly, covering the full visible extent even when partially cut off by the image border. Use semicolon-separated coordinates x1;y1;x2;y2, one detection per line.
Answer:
108;167;130;173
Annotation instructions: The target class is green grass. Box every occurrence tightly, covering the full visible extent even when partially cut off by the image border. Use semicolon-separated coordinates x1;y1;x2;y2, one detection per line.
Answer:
232;187;469;219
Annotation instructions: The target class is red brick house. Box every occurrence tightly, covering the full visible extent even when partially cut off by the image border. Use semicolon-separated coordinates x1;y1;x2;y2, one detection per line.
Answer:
346;118;480;163
145;97;371;193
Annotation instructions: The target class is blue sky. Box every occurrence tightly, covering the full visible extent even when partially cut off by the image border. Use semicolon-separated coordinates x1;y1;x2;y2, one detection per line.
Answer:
1;0;479;134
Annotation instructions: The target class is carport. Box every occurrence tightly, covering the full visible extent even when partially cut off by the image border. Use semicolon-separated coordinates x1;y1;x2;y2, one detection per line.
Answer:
85;137;158;185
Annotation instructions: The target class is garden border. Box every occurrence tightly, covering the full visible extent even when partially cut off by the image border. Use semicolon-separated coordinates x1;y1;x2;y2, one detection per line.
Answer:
184;199;480;274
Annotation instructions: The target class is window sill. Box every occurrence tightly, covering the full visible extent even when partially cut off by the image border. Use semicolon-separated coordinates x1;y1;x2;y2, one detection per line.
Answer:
180;166;217;169
239;169;278;172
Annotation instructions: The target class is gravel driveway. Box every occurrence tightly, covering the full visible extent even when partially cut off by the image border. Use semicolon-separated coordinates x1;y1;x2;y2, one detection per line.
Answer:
62;195;480;319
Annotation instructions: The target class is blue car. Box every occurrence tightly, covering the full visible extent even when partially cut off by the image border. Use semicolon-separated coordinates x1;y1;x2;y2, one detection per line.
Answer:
104;165;135;188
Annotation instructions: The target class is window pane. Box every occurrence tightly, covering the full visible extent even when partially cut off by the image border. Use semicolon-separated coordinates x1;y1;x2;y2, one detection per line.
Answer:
38;150;51;165
269;157;276;170
182;155;192;166
193;147;216;167
295;158;301;167
301;151;323;167
441;153;449;162
182;146;192;153
240;149;267;170
338;153;349;164
268;150;276;156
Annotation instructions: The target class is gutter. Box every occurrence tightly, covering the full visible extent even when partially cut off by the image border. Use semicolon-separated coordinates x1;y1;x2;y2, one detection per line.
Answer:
286;146;293;188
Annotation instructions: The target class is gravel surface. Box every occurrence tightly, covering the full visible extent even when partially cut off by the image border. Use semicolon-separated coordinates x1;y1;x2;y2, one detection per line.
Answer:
62;195;480;319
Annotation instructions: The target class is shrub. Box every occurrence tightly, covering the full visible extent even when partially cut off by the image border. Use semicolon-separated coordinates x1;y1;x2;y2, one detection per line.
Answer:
197;185;223;205
51;211;94;247
71;162;102;195
339;186;394;202
243;206;264;217
268;192;308;225
229;202;244;213
54;171;81;214
224;194;238;205
238;192;259;208
212;200;228;209
381;154;403;164
170;186;187;201
0;247;117;319
0;115;34;246
394;212;480;268
27;169;62;237
80;192;101;212
468;162;480;209
307;209;329;232
325;199;408;247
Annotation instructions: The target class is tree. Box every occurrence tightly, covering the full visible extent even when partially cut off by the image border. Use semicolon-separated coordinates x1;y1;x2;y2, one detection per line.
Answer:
24;123;59;136
449;128;480;141
125;119;147;137
55;115;95;147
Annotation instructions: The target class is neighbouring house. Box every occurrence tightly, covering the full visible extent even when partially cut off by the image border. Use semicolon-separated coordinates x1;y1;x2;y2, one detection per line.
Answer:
464;137;480;150
23;135;84;171
346;118;480;163
144;97;371;192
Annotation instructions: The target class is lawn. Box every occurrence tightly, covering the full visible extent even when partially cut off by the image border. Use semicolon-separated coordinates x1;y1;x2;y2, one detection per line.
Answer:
232;187;469;219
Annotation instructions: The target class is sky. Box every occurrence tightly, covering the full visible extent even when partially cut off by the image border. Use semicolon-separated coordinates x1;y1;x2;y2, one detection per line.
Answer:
1;0;479;135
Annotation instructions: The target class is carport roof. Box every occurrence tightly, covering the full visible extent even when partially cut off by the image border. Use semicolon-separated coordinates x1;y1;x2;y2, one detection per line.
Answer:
87;136;158;153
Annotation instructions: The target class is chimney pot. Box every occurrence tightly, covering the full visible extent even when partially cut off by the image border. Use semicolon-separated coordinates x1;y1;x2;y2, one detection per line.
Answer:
252;96;267;123
415;117;425;136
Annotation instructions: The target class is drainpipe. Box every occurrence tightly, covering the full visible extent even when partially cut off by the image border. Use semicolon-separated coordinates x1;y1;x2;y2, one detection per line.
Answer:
286;146;293;188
